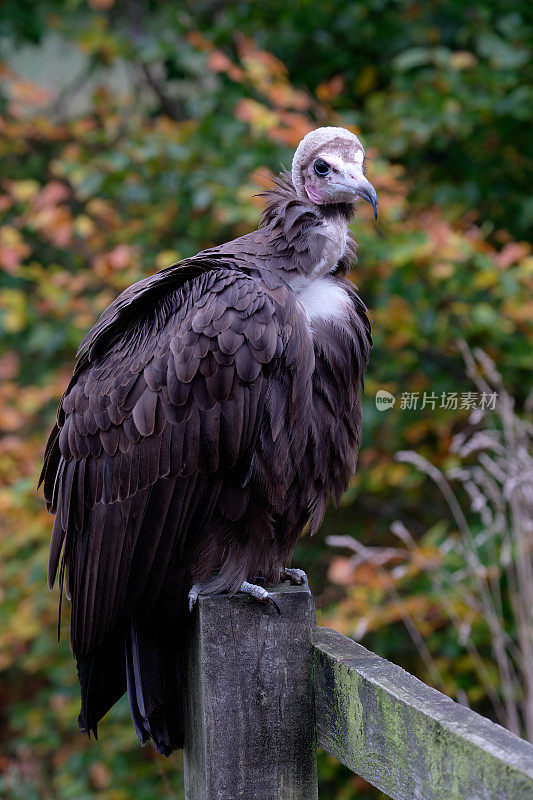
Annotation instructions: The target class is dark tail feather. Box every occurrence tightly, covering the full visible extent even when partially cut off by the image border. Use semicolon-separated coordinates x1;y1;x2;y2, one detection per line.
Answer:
125;617;184;756
77;627;127;739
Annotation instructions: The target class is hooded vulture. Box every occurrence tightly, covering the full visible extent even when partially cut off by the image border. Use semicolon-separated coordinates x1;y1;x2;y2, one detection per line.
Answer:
40;126;377;755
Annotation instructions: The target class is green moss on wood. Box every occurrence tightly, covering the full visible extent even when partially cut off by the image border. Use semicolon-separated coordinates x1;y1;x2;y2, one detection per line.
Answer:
314;627;533;800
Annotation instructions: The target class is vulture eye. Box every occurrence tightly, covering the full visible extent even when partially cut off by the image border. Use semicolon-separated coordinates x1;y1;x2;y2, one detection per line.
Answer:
313;159;330;177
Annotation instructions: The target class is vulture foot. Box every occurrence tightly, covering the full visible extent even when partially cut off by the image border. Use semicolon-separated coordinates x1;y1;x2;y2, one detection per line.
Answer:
188;580;281;614
188;582;228;612
281;567;310;592
188;583;205;612
238;581;281;615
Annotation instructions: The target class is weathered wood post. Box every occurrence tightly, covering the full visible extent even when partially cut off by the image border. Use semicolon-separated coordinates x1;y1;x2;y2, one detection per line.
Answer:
183;584;318;800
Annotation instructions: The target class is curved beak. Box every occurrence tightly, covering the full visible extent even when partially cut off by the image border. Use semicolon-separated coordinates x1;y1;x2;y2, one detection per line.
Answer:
354;176;379;220
331;175;379;219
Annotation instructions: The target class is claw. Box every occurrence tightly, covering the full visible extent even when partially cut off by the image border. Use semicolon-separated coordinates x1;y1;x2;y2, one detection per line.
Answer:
281;567;310;592
238;581;281;615
267;595;282;615
188;583;202;612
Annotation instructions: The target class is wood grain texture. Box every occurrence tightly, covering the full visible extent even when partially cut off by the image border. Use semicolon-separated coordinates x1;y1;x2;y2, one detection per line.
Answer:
183;585;318;800
313;626;533;800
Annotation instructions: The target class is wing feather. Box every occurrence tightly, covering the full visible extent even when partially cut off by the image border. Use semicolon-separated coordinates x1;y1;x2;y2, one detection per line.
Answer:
42;263;307;661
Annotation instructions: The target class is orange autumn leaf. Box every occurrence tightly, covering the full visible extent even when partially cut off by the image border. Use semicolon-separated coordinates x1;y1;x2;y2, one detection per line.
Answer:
88;0;115;8
316;75;345;103
496;242;530;269
208;51;245;82
9;78;51;107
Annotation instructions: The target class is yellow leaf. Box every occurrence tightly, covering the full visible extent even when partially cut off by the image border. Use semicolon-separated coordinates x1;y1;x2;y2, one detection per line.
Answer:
9;179;40;202
450;51;478;69
355;66;378;95
1;288;28;332
156;249;180;269
74;214;96;238
0;226;31;273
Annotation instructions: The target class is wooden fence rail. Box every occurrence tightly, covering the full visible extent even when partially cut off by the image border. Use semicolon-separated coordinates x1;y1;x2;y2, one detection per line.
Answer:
183;585;533;800
314;627;533;800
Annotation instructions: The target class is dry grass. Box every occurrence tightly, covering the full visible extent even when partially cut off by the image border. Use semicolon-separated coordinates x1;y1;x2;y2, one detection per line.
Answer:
328;342;533;739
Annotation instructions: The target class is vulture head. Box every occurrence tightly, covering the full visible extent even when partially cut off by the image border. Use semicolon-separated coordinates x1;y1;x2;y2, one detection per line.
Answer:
291;126;378;219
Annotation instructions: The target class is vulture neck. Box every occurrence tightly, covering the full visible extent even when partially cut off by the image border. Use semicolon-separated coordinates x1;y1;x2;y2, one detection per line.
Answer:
259;170;357;291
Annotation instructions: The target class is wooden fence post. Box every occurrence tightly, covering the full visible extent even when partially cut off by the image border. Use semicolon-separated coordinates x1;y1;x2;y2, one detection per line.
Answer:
183;584;318;800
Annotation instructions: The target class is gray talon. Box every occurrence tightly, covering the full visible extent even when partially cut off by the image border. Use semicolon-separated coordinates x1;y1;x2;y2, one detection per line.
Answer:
189;579;285;614
281;567;310;592
188;583;203;612
238;580;281;615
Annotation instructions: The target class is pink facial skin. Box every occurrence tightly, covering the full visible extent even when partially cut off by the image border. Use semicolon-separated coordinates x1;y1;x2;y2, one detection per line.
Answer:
304;178;357;205
304;181;326;204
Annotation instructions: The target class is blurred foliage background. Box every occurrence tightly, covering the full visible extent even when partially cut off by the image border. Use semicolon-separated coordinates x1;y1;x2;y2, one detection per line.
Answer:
0;1;532;797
